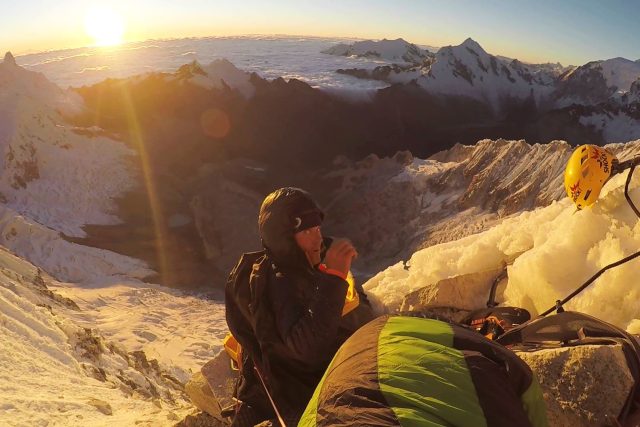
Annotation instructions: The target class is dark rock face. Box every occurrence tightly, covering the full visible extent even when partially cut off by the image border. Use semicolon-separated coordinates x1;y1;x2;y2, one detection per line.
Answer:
3;51;16;65
5;142;40;189
555;62;615;105
337;64;414;83
177;61;207;79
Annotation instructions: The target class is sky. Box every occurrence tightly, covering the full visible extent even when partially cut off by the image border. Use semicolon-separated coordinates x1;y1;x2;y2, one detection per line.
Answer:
1;0;639;66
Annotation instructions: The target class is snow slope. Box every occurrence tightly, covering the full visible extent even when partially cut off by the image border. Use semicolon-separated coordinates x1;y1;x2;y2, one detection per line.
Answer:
0;245;225;426
0;54;135;237
0;52;155;283
56;283;227;383
0;55;228;426
365;140;640;333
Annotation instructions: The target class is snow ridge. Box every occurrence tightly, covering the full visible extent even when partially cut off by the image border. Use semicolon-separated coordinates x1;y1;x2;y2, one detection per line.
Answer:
322;38;433;65
417;38;557;110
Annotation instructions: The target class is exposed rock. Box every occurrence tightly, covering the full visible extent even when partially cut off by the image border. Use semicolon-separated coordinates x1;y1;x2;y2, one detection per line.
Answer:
184;372;222;420
182;351;237;426
516;345;634;427
75;328;106;362
5;142;40;190
324;156;421;274
87;398;113;416
400;266;505;312
336;63;419;83
177;61;207;79
449;139;572;215
199;351;237;415
393;150;413;166
174;411;228;427
555;62;613;106
82;363;107;382
130;350;161;374
4;51;16;66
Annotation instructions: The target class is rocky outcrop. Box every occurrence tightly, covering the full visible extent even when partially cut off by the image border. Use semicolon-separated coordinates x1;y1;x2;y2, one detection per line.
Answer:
5;141;40;189
555;62;613;106
448;139;571;215
517;345;634;427
336;63;420;83
4;51;16;66
185;372;223;420
399;266;505;312
183;350;236;426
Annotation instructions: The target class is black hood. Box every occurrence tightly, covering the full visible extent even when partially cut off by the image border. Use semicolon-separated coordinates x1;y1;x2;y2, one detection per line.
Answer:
258;187;324;269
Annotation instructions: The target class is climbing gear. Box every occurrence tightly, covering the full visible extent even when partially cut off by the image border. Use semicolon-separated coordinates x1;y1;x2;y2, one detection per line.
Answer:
564;144;640;210
223;333;242;371
462;267;530;340
564;145;616;209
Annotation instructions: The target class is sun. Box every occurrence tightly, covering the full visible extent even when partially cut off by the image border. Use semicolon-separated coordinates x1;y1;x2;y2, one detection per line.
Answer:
84;6;125;47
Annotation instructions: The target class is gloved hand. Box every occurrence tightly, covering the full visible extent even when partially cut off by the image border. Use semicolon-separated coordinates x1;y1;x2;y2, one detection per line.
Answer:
324;238;358;277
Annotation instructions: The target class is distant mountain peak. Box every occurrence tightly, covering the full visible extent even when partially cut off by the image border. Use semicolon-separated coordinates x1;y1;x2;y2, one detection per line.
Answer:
322;38;432;65
176;60;206;79
4;51;16;66
461;38;482;50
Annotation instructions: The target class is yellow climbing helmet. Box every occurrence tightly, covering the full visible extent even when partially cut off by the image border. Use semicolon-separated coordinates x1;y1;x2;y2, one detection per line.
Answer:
564;145;617;209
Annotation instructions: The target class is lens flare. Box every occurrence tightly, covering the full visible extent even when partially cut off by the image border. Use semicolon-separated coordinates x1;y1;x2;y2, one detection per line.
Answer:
117;85;171;285
200;108;231;139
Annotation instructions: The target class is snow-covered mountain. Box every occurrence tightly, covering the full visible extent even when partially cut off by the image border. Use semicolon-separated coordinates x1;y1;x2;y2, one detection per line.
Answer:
0;52;156;283
331;38;571;112
171;58;255;97
322;38;434;65
416;38;558;109
0;52;226;425
555;57;640;107
329;38;640;140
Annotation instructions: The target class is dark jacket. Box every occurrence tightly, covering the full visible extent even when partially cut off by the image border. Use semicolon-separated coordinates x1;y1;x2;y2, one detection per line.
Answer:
225;188;375;421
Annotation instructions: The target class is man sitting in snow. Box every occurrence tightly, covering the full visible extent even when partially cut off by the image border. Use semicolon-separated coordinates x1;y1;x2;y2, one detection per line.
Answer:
225;187;375;425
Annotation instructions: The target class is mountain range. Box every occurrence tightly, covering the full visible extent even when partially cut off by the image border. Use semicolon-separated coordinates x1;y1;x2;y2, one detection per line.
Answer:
4;44;640;287
3;40;640;425
329;38;640;142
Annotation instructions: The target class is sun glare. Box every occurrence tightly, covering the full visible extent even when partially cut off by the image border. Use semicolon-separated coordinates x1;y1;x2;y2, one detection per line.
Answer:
84;6;125;47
